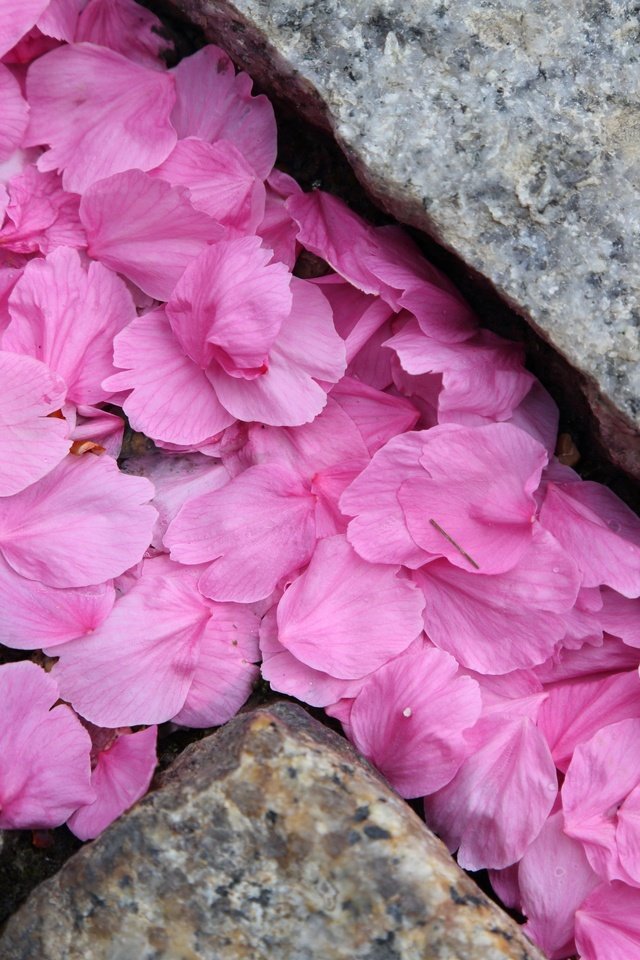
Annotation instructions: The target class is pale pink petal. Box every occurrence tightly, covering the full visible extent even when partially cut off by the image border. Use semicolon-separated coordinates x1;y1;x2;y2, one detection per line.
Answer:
318;278;396;364
508;381;560;455
276;535;424;680
67;726;157;841
5;246;135;404
558;585;604;651
105;309;235;447
519;812;599;959
397;282;478;343
37;0;83;40
424;714;558;870
575;882;640;960
538;671;640;772
331;377;419;453
598;588;640;647
349;645;481;797
25;43;176;193
150;138;265;230
0;554;114;649
0;661;94;829
0;0;49;58
171;46;276;179
166;463;317;603
0;65;29;163
0;164;85;255
0;349;69;496
540;480;640;597
53;560;209;725
81;170;224;300
617;782;640;886
76;0;171;68
534;634;640;684
488;865;521;912
121;449;230;550
166;236;291;372
363;222;464;304
340;431;428;567
414;527;580;674
173;604;261;727
0;453;155;588
386;321;535;423
259;606;366;707
562;719;640;882
399;423;546;574
257;170;301;267
272;278;346;383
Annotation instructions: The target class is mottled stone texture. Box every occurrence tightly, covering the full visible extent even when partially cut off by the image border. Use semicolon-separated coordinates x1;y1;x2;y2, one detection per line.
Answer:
0;703;541;959
163;0;640;477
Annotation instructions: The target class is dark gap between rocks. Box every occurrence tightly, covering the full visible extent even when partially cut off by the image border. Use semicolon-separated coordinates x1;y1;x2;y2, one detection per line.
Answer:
1;0;637;934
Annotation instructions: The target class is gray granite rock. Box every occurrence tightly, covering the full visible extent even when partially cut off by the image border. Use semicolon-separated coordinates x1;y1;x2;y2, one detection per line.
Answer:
0;703;542;960
165;0;640;478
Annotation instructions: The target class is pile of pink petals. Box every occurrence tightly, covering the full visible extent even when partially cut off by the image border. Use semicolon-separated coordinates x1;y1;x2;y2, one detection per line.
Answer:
0;2;639;956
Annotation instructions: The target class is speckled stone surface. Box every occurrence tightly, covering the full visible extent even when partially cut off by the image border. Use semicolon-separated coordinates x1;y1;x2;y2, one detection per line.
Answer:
165;0;640;477
0;703;542;959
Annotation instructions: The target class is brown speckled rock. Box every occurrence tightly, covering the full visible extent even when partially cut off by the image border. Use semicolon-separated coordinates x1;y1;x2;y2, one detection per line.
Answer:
0;703;541;960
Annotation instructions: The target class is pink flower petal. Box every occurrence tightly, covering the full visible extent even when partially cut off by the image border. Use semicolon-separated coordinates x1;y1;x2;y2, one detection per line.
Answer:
150;138;265;230
508;381;560;456
617;782;640;886
53;560;209;725
5;246;135;405
540;480;640;597
424;714;557;870
598;588;640;647
173;603;261;727
575;882;640;960
330;376;419;455
534;634;640;684
0;349;70;496
519;812;599;959
0;453;155;588
166;463;316;603
276;535;424;680
0;0;49;58
166;236;292;373
257;170;301;267
67;725;157;840
104;308;235;446
414;527;580;674
0;64;29;163
37;0;83;41
171;45;276;179
0;661;94;829
399;423;546;574
25;43;176;193
0;164;85;255
0;553;114;649
348;645;481;797
81;170;224;300
75;0;171;68
71;404;124;459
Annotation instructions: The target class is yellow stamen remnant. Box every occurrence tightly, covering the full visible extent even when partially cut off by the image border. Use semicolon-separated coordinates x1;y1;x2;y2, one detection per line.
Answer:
69;440;106;457
429;518;480;570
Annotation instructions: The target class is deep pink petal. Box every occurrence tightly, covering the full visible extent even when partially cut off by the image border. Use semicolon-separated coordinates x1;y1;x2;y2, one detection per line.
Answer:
0;164;85;255
540;480;640;597
166;463;317;603
104;309;235;446
171;45;276;179
0;453;155;588
508;381;560;455
0;349;69;495
0;661;94;829
25;43;176;193
349;645;481;797
5;246;135;404
0;0;49;58
0;64;29;163
598;588;640;647
67;726;157;840
617;782;640;886
414;527;580;674
329;376;419;454
75;0;171;68
37;0;83;41
257;170;301;267
81;170;224;300
534;634;640;684
575;882;640;960
276;535;424;680
424;715;557;870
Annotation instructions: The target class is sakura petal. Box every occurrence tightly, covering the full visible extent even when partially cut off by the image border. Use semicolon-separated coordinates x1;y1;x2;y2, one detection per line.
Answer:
598;588;640;647
67;726;157;841
349;646;481;797
173;604;261;727
257;170;301;268
76;0;171;68
171;46;276;179
81;170;224;300
5;246;136;405
330;376;419;454
104;309;235;447
37;0;83;41
575;882;640;960
277;535;424;680
53;561;209;725
424;715;557;870
0;0;48;58
540;480;640;597
25;43;176;193
617;782;640;886
166;464;317;604
0;454;156;588
0;661;94;829
0;554;114;649
0;349;69;496
0;65;29;164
